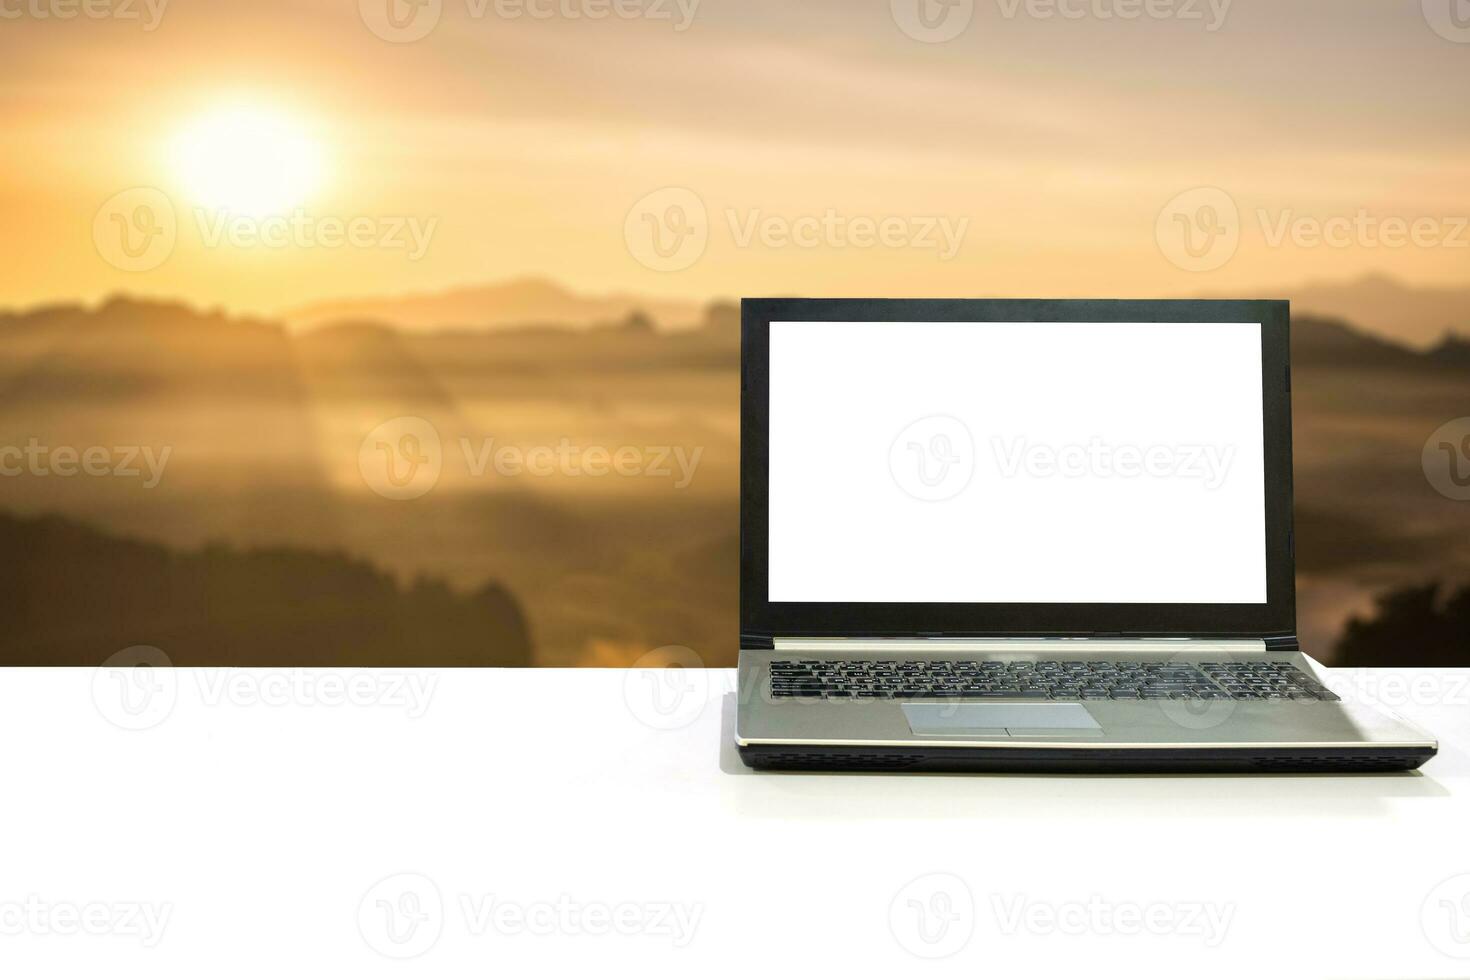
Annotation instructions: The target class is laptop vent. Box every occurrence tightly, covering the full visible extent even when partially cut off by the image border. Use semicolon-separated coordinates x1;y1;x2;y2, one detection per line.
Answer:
1248;754;1417;772
759;751;926;771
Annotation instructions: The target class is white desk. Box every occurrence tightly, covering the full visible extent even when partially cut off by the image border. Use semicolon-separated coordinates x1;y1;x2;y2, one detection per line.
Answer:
2;665;1467;978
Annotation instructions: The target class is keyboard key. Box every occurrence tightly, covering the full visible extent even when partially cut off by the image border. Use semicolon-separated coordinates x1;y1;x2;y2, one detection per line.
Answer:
768;658;1337;702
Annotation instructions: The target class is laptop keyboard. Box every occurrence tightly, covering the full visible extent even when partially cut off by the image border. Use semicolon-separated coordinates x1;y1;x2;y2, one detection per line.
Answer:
769;660;1341;701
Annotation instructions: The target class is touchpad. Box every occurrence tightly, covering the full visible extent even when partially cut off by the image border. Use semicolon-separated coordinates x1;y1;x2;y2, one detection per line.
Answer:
902;702;1103;738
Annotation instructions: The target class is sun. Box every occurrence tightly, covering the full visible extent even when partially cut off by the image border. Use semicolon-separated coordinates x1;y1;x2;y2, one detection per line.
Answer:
170;105;325;217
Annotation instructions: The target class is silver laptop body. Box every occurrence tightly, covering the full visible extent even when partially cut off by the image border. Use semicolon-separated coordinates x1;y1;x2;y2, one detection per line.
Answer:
734;299;1436;773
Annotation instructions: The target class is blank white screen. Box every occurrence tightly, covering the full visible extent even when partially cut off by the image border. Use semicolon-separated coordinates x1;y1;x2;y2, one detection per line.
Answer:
767;321;1268;604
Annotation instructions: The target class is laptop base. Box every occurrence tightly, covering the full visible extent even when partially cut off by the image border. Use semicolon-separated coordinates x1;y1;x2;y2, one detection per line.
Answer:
737;743;1435;774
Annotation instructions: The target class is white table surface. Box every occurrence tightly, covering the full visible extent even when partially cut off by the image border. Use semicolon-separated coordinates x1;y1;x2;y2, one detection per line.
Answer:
2;664;1467;978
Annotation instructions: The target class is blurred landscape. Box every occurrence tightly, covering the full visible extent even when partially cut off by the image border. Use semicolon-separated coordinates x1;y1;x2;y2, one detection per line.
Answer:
3;1;1466;667
1;274;1467;667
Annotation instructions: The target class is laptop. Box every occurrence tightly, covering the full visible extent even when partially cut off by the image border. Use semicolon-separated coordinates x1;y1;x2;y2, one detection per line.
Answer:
734;299;1438;773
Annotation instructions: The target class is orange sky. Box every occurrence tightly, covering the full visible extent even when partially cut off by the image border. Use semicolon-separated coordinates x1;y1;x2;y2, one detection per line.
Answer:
1;0;1468;316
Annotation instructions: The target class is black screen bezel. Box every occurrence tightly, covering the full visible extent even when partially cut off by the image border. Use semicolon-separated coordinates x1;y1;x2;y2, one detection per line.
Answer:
740;298;1295;641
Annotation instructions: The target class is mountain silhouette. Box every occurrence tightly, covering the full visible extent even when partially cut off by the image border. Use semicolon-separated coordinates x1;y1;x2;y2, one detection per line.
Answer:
280;272;1468;348
1335;583;1470;668
0;511;532;667
285;276;710;332
1;290;1467;666
1209;273;1470;350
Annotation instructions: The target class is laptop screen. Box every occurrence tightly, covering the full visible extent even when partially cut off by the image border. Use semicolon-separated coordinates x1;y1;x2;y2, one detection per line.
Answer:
767;320;1268;605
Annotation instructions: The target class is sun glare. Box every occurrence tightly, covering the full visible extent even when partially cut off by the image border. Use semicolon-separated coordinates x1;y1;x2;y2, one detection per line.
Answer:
171;105;325;217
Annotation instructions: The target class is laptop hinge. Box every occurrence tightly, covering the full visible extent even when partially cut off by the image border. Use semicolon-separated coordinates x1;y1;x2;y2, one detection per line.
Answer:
1265;634;1301;652
741;632;775;650
771;637;1269;655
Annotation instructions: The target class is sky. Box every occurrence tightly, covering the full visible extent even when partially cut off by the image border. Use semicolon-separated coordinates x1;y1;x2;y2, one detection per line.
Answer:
1;0;1467;315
